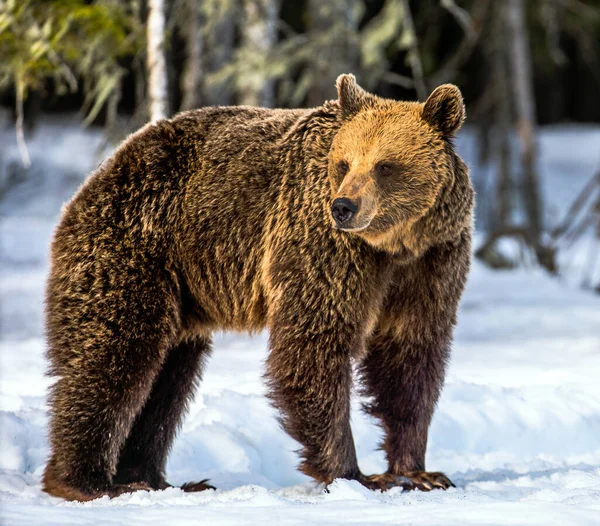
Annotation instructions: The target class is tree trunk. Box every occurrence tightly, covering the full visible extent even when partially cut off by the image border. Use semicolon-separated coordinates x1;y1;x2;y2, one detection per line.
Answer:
477;0;555;273
399;0;427;101
490;2;512;233
15;73;31;169
239;0;280;107
203;2;236;106
307;0;361;107
180;0;204;111
506;0;543;238
104;80;122;141
146;0;169;121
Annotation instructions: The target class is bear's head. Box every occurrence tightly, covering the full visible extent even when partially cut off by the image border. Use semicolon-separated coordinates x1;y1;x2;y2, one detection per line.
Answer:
328;74;473;257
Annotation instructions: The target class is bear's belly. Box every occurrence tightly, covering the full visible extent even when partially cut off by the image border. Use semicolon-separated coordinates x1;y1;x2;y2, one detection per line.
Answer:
180;247;269;335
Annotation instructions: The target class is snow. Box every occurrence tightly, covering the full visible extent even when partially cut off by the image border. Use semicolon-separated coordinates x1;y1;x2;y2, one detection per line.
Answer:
1;117;599;525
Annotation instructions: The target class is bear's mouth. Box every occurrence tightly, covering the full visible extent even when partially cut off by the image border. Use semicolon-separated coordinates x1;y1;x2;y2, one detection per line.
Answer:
336;222;371;233
336;206;378;233
334;213;375;232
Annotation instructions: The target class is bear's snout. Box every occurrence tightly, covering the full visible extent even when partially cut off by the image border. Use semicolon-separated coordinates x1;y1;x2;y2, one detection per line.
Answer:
331;197;359;227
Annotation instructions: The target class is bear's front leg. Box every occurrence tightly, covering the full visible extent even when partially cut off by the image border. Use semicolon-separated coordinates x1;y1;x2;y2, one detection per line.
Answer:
358;328;454;492
357;239;470;492
266;302;361;485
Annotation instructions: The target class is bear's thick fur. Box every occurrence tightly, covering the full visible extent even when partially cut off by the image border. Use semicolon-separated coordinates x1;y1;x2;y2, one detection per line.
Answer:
43;75;474;501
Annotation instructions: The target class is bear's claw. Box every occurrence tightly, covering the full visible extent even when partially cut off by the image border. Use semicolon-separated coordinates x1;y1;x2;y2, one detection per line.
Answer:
359;471;455;492
180;479;216;492
106;482;155;497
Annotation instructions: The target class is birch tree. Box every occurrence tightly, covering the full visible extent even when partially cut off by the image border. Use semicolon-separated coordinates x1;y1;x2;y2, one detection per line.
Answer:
146;0;169;121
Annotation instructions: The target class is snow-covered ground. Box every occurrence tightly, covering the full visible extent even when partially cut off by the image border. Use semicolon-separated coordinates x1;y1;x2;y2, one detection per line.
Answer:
1;117;599;525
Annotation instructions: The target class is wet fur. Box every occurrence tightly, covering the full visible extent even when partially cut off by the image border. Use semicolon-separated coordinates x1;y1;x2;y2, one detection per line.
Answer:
43;75;474;500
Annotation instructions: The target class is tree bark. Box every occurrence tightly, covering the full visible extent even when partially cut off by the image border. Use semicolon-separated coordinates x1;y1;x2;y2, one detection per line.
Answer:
477;0;555;273
180;0;204;111
104;80;122;142
506;0;543;238
491;2;512;233
399;0;427;101
239;0;280;107
146;0;169;121
203;2;236;106
307;0;361;107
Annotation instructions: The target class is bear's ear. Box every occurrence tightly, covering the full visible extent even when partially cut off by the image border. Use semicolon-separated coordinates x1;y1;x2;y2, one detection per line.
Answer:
336;74;375;118
422;84;465;137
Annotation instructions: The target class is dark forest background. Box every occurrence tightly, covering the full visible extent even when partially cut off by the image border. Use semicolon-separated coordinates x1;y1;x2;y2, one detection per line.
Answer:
2;1;599;123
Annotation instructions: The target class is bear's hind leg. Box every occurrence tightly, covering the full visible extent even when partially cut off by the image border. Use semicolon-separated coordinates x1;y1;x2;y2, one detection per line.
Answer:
43;262;181;501
43;346;170;501
114;336;212;490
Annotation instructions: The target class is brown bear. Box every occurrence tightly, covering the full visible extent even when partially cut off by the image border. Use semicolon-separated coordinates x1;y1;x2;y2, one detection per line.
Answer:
43;74;474;501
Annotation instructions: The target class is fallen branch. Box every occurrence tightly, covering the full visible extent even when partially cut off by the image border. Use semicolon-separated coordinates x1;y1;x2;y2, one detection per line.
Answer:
476;226;557;273
551;170;600;240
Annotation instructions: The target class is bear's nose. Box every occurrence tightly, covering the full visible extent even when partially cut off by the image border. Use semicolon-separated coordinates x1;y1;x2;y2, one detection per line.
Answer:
331;197;359;226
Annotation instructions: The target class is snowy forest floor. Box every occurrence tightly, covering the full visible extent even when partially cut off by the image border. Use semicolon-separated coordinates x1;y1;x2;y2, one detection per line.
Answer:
1;117;599;525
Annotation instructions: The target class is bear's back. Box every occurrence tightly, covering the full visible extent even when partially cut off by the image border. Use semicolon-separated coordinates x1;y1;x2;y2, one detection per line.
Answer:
172;106;312;331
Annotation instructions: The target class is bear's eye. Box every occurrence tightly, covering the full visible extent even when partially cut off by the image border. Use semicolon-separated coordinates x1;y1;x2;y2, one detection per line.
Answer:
337;160;350;176
375;162;394;176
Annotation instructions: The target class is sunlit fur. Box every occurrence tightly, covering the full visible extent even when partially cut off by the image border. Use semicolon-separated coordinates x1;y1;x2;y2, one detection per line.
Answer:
330;78;470;258
43;75;474;501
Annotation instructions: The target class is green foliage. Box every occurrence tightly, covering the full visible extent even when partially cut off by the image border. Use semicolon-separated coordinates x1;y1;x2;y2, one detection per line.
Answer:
360;0;407;80
0;0;143;123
